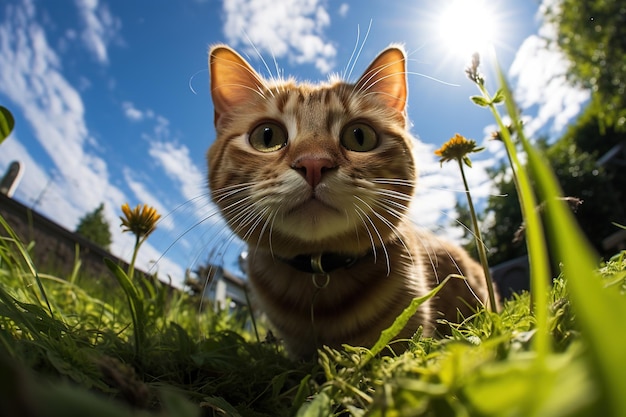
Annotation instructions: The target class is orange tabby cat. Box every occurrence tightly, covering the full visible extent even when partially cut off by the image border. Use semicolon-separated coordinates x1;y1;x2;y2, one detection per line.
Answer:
207;44;495;358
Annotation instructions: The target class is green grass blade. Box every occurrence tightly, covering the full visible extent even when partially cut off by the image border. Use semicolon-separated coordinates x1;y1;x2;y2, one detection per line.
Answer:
201;396;243;417
295;390;332;417
105;258;145;356
367;275;454;359
492;64;552;360
0;214;54;317
494;63;626;416
524;135;626;417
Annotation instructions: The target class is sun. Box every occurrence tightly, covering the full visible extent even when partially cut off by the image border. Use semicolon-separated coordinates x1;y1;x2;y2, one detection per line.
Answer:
437;0;498;58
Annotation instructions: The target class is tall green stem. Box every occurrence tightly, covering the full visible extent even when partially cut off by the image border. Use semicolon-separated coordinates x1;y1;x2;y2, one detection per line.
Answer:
476;72;551;360
128;234;140;281
457;159;498;311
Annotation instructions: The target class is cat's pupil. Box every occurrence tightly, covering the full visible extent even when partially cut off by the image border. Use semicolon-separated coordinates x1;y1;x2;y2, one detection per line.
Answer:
354;128;365;146
263;127;273;146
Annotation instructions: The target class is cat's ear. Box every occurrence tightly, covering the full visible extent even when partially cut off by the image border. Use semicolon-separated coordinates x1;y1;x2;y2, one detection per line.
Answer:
356;46;407;113
209;45;265;123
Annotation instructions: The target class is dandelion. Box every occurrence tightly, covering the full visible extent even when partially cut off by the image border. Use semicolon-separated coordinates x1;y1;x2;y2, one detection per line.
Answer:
120;203;161;280
435;134;497;311
435;133;484;167
120;203;161;239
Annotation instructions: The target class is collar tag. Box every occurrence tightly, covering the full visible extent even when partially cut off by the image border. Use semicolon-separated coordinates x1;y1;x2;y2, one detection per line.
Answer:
310;253;326;274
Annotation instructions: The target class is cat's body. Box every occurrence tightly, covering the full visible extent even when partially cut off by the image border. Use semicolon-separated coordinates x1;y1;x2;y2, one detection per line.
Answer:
207;44;494;358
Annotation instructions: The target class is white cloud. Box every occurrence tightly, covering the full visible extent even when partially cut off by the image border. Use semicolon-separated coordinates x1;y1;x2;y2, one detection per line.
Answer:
148;141;206;203
509;0;590;139
146;140;230;250
0;1;111;226
122;101;145;121
75;0;122;65
338;3;349;17
0;0;183;284
123;168;175;231
122;101;156;122
221;0;337;73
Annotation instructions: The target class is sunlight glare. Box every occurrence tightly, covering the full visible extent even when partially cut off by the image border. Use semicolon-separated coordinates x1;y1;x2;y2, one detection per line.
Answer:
438;0;497;58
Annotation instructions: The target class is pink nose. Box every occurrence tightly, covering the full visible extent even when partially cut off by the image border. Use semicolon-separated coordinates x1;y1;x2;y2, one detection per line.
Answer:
293;157;335;188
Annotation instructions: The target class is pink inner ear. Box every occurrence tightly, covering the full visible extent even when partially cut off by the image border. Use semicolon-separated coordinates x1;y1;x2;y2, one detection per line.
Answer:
209;46;265;121
356;47;407;113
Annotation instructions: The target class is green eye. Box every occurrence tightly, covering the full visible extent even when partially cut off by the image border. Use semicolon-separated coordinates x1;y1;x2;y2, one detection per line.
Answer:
340;122;378;152
249;122;288;152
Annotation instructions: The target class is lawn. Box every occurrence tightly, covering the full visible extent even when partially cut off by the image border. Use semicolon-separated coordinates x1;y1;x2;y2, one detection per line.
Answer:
1;57;626;417
1;209;625;416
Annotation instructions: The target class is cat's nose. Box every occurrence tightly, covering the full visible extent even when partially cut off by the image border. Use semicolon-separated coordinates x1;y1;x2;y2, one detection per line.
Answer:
292;157;336;188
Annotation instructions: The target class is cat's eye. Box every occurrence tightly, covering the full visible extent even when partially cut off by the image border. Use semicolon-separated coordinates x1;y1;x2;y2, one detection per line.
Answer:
340;123;378;152
248;122;288;152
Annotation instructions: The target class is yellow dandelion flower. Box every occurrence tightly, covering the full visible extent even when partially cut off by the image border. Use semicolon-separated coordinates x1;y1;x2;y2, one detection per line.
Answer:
434;133;484;167
120;203;161;239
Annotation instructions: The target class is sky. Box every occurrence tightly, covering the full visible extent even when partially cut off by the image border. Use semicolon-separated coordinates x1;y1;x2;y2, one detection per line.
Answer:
0;0;590;286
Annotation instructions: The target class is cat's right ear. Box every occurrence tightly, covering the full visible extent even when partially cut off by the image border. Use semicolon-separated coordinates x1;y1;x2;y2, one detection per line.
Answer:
209;45;264;124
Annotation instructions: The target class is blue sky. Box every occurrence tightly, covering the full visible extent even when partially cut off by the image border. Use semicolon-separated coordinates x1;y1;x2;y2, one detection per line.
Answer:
0;0;589;285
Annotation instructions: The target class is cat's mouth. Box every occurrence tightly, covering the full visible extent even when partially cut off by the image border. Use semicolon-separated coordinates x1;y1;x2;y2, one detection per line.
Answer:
277;192;353;240
286;194;340;217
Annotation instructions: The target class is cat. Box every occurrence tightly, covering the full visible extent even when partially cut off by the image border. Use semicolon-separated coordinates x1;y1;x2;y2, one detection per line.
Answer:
207;44;495;358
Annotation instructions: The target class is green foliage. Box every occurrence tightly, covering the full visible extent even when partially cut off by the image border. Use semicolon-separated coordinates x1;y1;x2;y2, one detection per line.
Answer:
481;105;626;264
481;162;526;265
546;130;625;256
2;201;626;416
480;0;626;264
497;65;626;416
75;203;112;250
545;0;626;130
0;105;15;144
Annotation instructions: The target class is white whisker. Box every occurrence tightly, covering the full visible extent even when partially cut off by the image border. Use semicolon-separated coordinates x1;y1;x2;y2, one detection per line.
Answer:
375;188;413;202
346;20;373;82
353;204;377;262
353;199;390;275
267;208;280;260
371;200;414;268
371;178;416;186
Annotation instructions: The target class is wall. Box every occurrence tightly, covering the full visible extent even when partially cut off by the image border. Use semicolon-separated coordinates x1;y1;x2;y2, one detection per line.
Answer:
0;192;133;281
0;193;248;303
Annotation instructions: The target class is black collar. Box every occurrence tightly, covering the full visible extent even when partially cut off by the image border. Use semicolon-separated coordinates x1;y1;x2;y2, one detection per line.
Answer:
278;252;359;274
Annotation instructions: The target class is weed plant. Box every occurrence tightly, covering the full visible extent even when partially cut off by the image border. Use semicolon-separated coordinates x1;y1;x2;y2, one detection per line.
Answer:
1;59;625;416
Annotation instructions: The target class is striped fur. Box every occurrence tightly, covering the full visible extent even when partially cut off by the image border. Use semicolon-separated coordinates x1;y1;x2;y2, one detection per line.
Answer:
207;45;493;358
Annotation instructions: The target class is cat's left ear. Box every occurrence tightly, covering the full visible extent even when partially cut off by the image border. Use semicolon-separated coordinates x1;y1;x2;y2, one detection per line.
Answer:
356;46;407;113
209;45;265;124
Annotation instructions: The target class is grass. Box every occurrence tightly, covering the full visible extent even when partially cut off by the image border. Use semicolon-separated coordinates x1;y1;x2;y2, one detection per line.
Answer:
1;220;623;417
2;64;626;417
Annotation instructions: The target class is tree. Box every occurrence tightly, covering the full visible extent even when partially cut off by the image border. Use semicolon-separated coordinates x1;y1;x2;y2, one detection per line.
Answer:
485;168;525;264
76;203;112;250
477;121;625;265
545;105;626;254
545;0;626;131
473;0;626;264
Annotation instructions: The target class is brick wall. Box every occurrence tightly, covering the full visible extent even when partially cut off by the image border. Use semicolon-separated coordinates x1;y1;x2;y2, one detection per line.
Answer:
0;192;132;281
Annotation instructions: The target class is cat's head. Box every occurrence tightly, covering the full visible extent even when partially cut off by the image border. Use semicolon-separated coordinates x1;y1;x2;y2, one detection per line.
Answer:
207;45;416;256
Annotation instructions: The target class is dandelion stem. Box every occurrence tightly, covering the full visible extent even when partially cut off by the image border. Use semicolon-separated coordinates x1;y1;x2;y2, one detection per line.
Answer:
457;158;497;311
128;234;140;280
